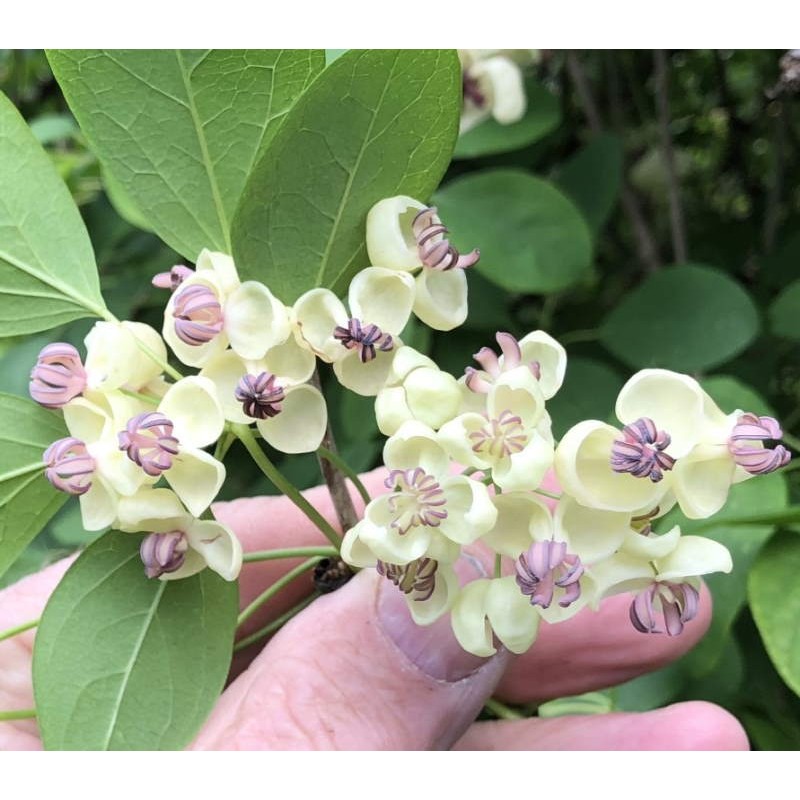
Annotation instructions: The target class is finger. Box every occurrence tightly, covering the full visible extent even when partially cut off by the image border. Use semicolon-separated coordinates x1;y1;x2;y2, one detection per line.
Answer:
494;583;714;704
193;561;510;750
454;701;749;750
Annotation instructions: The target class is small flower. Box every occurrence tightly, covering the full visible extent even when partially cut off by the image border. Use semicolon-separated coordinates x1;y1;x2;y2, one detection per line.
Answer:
610;417;676;483
375;557;458;625
118;488;242;581
30;344;87;408
515;540;584;610
172;284;224;345
629;581;700;636
43;437;94;495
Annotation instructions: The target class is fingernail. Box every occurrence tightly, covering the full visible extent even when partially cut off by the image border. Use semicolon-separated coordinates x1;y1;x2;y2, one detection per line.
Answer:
376;551;494;681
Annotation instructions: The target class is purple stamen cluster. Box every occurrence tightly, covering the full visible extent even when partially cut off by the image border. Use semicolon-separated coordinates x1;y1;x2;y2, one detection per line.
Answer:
29;343;87;409
611;417;675;483
385;467;448;534
462;73;486;107
152;264;194;292
172;283;224;346
377;557;438;602
234;372;286;420
629;581;699;636
43;437;95;496
469;409;527;458
465;332;541;393
140;531;189;579
333;317;393;363
516;540;583;609
727;413;791;475
118;412;180;476
412;207;480;271
630;506;661;536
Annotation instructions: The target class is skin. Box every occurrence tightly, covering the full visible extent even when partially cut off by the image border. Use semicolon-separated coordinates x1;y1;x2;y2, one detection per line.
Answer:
0;468;748;751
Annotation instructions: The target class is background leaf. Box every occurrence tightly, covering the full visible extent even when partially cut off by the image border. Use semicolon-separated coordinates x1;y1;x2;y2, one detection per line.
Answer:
0;92;106;336
48;49;325;261
769;278;800;341
231;49;461;303
454;78;560;159
0;393;68;579
33;530;239;750
599;264;760;371
434;169;593;294
749;532;800;698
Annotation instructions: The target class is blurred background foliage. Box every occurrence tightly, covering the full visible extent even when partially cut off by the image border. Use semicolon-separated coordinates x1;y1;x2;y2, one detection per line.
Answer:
1;48;799;748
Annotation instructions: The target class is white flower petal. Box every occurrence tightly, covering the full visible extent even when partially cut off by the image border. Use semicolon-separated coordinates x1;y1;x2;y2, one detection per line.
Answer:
341;520;380;568
165;447;225;518
386;346;436;385
199;350;251;425
413;268;468;331
84;321;166;392
375;386;413;438
260;328;317;386
366;196;426;271
195;249;240;298
620;525;682;560
78;477;118;531
438;476;497;545
407;564;459;626
487;366;546;430
492;434;554;493
333;347;397;396
348;267;415;335
451;579;496;656
383;421;450;477
471;56;526;125
518;331;567;400
656;535;733;581
63;396;112;444
487;576;541;653
438;413;491;471
403;367;462;430
483;492;551;557
293;289;347;362
672;444;737;520
160;376;225;449
93;441;151;497
361;497;432;564
186;519;243;581
589;552;655;601
225;281;290;360
158;549;206;582
555;496;632;563
116;487;187;532
256;383;327;454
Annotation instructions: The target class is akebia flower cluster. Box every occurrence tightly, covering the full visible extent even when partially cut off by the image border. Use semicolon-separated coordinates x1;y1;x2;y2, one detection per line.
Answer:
30;197;791;658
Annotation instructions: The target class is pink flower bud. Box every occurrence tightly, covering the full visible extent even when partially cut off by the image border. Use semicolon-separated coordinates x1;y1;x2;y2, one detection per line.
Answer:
140;531;189;579
728;413;791;475
152;265;194;291
43;437;95;495
29;343;87;408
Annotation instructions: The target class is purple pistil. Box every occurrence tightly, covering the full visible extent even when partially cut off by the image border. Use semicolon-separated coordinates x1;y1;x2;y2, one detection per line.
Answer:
611;417;675;483
118;412;180;476
29;343;87;409
152;264;194;291
412;207;480;271
727;412;791;475
43;437;95;496
469;410;528;458
385;467;448;535
465;332;541;393
333;317;393;363
234;372;285;420
140;531;189;579
516;540;584;609
172;283;224;346
629;581;700;636
377;557;438;602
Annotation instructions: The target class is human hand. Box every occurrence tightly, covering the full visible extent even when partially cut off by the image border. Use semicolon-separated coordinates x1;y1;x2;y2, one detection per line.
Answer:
0;468;748;750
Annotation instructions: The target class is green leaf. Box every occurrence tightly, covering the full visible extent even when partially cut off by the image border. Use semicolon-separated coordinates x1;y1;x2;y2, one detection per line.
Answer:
599;264;760;371
434;169;593;294
555;134;624;235
48;49;325;261
454;77;560;159
0;393;68;579
33;531;239;750
0;92;106;336
232;49;461;303
749;532;800;698
768;278;800;341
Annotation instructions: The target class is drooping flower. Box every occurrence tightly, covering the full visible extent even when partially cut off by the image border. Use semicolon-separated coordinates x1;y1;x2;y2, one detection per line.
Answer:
375;557;459;625
294;267;415;396
366;197;480;331
117;488;242;581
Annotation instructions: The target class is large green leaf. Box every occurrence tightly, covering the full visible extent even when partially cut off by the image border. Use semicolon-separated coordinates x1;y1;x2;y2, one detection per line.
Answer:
48;49;325;261
749;532;800;698
33;531;239;750
0;393;68;578
232;49;461;303
454;77;560;159
434;169;593;294
555;134;624;235
0;92;106;336
768;278;800;341
600;264;760;371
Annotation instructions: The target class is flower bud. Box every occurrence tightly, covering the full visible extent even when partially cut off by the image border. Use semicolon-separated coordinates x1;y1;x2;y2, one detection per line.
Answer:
140;531;189;579
29;343;86;408
43;437;95;495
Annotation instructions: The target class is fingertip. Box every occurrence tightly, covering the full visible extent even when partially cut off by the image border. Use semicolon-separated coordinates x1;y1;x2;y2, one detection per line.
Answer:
651;701;750;751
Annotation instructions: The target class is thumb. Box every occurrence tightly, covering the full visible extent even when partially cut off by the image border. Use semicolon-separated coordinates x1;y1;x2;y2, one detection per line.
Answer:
192;560;508;750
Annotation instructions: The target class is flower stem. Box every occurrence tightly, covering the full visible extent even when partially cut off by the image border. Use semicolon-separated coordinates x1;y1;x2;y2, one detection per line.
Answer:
119;388;161;405
494;553;502;579
243;546;339;564
213;428;235;461
484;698;524;721
0;617;39;644
558;328;601;346
0;708;36;722
317;445;371;506
782;431;800;452
237;557;321;628
233;424;342;547
534;487;562;501
233;592;318;652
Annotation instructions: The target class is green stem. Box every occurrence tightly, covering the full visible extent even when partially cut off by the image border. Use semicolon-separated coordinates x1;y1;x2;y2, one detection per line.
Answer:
213;429;235;461
0;708;36;722
484;698;524;721
494;553;502;579
0;617;39;644
558;328;600;347
534;487;562;501
782;431;800;452
233;593;318;652
237;557;321;628
317;445;371;506
243;546;338;564
119;388;161;405
233;424;342;547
